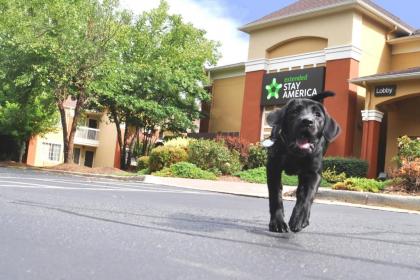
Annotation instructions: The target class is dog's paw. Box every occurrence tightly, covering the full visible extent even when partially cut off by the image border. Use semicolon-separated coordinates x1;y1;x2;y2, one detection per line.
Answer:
269;219;289;233
288;213;309;233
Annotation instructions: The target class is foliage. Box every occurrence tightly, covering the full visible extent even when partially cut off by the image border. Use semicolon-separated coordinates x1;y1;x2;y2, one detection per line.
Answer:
322;167;347;183
137;168;151;175
153;162;217;180
332;178;390;193
164;137;193;150
137;156;150;170
216;136;250;165
188;139;241;175
235;167;330;187
391;158;420;193
94;1;219;168
396;135;420;162
323;157;368;178
247;145;268;169
149;146;188;172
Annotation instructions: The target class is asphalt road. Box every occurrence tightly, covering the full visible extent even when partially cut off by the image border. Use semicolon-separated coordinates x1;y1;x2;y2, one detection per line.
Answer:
1;167;420;280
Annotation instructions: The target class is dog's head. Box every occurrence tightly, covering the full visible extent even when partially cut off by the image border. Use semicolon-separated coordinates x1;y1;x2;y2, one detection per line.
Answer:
266;91;340;156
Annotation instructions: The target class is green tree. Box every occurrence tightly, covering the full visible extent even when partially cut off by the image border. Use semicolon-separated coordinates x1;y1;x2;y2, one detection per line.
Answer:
0;0;129;164
94;1;219;169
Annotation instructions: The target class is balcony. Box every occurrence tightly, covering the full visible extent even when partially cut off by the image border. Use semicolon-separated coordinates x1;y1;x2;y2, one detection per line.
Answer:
74;126;100;147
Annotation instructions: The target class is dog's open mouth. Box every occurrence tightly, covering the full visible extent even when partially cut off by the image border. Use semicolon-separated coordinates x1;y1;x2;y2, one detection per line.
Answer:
296;138;314;152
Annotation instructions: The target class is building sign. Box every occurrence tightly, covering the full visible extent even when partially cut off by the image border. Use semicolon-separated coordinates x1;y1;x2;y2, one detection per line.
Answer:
374;85;396;97
261;67;325;106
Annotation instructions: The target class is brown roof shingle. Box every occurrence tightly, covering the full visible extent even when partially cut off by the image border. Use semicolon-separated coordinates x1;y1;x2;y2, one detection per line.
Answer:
242;0;414;32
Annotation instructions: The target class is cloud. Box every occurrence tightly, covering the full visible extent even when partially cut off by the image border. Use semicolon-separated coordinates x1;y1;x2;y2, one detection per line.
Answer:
119;0;248;66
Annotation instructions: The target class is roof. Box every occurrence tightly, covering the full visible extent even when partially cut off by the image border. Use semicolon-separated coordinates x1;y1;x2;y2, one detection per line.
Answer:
350;67;420;86
239;0;414;33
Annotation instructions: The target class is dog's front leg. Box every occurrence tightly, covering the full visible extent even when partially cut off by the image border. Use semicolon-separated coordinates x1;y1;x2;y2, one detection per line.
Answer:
266;156;289;233
289;172;320;232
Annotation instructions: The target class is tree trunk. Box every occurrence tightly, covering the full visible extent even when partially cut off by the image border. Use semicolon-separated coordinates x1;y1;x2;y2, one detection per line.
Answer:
58;100;70;163
67;93;85;164
111;107;123;170
126;126;140;168
18;140;26;163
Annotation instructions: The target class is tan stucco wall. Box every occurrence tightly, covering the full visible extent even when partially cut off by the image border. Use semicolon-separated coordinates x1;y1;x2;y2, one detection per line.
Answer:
267;37;328;58
209;75;245;133
33;128;64;167
391;51;420;71
94;113;118;168
247;11;356;60
367;79;420;109
384;96;420;170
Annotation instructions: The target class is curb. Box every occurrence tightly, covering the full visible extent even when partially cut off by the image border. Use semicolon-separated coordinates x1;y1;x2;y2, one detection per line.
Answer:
0;165;145;182
316;188;420;212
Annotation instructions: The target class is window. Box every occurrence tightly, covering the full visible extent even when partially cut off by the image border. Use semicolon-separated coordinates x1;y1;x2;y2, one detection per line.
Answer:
43;143;61;162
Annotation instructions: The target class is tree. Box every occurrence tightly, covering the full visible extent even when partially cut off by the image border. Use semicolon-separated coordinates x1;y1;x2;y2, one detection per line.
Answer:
0;0;129;164
94;1;219;169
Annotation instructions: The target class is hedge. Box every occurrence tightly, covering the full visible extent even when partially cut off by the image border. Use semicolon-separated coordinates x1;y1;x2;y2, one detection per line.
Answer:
323;157;368;178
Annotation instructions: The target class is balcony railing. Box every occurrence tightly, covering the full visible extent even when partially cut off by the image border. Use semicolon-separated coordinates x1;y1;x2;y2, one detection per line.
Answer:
74;126;100;147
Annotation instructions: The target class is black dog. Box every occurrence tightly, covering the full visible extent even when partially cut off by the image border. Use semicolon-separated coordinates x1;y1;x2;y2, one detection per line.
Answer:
265;91;340;233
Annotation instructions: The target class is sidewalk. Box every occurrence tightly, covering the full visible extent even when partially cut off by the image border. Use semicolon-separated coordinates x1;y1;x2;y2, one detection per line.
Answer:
143;175;420;213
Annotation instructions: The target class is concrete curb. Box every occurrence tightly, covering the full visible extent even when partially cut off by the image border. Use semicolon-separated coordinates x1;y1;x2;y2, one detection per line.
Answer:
0;165;145;182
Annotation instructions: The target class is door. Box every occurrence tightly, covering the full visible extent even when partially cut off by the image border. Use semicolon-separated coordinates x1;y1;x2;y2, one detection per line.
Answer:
73;148;81;164
84;151;94;167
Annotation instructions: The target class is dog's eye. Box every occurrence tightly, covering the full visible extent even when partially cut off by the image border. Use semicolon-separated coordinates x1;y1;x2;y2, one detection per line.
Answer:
314;111;322;117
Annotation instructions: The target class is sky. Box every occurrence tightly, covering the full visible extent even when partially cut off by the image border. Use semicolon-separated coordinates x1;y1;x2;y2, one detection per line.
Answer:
119;0;420;66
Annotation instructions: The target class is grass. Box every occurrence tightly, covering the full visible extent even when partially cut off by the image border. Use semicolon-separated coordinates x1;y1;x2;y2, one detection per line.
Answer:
332;178;392;193
235;167;331;187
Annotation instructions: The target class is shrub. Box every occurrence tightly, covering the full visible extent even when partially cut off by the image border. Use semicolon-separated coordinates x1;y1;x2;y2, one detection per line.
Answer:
391;158;420;193
188;139;241;175
137;156;150;170
153;162;217;180
149;146;188;172
215;135;250;165
322;167;346;183
164;137;193;151
235;167;330;187
397;135;420;162
332;177;390;193
137;168;151;175
323;157;368;178
247;144;267;169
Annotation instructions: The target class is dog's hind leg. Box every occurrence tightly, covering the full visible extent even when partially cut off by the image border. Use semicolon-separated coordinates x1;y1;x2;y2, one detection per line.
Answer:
267;156;289;233
289;172;321;232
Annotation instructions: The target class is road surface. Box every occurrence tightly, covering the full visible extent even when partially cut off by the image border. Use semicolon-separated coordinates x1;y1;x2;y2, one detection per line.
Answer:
1;167;420;279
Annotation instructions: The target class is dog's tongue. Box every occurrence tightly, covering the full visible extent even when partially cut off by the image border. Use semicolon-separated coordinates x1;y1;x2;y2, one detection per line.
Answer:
297;139;311;150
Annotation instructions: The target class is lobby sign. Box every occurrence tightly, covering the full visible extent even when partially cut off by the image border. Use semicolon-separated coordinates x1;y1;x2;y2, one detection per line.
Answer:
374;85;396;97
261;67;325;106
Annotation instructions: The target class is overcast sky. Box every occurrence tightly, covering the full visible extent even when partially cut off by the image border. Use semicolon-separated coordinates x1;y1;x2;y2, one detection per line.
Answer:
120;0;420;66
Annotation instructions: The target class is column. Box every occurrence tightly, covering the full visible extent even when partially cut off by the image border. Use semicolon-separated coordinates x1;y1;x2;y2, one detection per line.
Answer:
360;110;384;178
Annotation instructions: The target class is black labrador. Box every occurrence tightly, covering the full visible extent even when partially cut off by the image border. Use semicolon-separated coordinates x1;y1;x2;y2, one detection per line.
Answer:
265;91;340;233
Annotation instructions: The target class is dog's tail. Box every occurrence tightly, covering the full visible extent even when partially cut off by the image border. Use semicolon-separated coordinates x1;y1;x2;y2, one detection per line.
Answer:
311;91;335;103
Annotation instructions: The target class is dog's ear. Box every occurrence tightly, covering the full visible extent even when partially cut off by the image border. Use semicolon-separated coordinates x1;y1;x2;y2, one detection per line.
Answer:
323;111;341;142
266;100;294;127
311;91;335;103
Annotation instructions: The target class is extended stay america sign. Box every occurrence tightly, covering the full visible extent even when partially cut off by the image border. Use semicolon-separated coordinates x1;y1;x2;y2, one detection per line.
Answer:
261;67;325;106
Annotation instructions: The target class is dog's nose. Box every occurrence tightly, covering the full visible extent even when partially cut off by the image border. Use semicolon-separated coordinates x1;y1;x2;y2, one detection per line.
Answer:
301;118;314;127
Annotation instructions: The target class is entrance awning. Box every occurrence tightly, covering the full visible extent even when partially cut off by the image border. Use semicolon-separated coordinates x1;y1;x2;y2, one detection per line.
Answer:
350;67;420;86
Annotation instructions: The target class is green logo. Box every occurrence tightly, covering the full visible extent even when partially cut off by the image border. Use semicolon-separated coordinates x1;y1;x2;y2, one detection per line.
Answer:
265;78;282;100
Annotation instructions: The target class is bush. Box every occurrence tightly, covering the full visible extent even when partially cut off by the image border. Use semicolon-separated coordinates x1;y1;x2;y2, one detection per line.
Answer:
391;158;420;193
164;137;193;150
188;139;241;175
137;168;151;175
323;157;368;178
149;146;188;172
137;156;150;170
235;167;330;187
215;135;251;165
153;162;217;180
397;135;420;162
322;167;346;183
332;177;390;193
247;144;267;169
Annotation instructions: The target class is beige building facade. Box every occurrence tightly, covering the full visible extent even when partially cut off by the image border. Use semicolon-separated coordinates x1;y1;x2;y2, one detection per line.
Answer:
203;0;420;178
